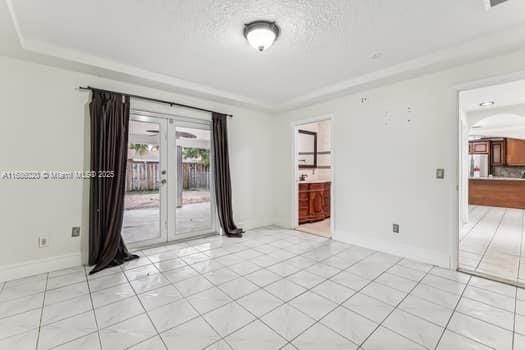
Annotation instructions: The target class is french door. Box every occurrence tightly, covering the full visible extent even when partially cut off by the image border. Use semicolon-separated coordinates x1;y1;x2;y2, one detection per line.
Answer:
122;112;216;248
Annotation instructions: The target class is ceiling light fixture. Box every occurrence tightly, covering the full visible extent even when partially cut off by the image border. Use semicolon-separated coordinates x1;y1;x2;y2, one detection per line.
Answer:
479;101;495;107
244;20;279;52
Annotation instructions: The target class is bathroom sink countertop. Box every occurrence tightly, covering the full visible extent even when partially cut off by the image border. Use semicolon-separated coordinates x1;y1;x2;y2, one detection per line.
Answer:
297;180;332;184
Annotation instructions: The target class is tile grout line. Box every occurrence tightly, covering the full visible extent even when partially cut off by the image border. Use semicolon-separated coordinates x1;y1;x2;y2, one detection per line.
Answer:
513;286;518;350
474;208;507;271
34;272;49;350
195;233;322;348
83;266;104;350
265;250;382;348
397;272;517;337
274;255;404;348
518;210;525;284
199;242;437;349
120;249;167;350
0;232;324;349
120;264;170;350
460;206;491;243
228;246;379;348
460;206;495;270
431;274;472;350
152;234;373;348
3;228;514;350
191;238;347;348
142;248;235;349
355;262;435;349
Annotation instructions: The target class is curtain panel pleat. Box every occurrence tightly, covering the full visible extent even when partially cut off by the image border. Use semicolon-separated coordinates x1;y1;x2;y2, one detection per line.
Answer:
212;113;243;237
88;91;138;274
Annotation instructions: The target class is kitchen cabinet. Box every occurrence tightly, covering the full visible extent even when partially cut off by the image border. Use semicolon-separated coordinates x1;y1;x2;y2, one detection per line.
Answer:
298;182;330;224
469;141;489;154
506;138;525;166
469;178;525;209
490;140;506;166
469;138;525;167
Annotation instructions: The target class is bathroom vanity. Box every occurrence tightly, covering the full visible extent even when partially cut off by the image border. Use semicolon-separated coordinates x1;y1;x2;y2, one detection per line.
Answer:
298;181;331;224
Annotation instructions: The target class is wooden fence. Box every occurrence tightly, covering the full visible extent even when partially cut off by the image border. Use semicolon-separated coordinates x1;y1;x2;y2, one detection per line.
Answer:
182;163;210;190
126;161;209;192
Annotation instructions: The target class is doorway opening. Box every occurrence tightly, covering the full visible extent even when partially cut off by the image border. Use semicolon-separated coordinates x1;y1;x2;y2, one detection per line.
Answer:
458;79;525;286
123;112;216;249
293;118;333;238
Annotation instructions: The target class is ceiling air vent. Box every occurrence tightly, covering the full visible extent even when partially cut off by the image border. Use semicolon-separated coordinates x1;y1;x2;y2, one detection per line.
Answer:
484;0;509;9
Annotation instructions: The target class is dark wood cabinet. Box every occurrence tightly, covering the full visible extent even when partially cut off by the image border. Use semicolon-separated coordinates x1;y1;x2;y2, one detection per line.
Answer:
470;141;489;154
469;137;525;168
298;182;330;224
490;140;506;166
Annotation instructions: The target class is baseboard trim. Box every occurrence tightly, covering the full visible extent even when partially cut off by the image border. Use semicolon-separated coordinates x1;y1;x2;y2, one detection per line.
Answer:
0;253;82;283
332;231;449;268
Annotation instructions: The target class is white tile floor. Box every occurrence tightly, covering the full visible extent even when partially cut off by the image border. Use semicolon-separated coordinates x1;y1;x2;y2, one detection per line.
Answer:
460;205;525;284
1;226;525;349
297;219;331;238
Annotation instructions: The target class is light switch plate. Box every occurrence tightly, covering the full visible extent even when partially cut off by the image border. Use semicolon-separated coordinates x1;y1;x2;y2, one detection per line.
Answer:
436;168;445;179
38;236;48;248
72;226;80;237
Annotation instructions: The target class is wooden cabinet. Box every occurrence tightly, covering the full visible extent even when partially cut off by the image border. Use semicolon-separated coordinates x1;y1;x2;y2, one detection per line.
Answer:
469;178;525;209
298;182;330;224
469;138;525;167
470;141;489;154
506;138;525;166
490;140;506;166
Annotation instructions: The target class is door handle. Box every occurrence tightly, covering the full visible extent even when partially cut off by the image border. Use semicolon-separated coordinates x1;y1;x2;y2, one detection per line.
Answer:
161;179;167;185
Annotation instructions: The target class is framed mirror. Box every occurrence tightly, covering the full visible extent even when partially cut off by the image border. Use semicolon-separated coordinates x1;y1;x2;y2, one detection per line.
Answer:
297;129;317;168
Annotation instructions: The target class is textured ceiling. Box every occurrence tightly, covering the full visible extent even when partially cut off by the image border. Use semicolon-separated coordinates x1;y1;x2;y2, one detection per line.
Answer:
5;0;525;109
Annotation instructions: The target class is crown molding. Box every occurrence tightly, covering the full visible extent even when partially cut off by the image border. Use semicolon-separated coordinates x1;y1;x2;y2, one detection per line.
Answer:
276;23;525;112
6;1;525;114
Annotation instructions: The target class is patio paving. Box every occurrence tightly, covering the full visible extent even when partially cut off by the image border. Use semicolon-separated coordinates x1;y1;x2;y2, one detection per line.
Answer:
123;201;212;244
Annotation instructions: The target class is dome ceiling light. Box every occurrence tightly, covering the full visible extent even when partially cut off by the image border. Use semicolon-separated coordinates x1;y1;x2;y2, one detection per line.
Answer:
243;20;280;52
479;101;495;107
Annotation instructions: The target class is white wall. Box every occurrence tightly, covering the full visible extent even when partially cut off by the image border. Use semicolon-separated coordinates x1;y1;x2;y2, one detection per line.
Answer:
272;48;525;268
0;55;274;280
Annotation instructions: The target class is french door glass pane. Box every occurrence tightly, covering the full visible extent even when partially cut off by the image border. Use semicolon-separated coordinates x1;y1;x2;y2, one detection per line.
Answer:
122;119;162;244
175;126;213;234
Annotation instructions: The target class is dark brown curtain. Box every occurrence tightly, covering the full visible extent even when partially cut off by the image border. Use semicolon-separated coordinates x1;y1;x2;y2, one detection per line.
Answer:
212;113;244;237
88;91;138;274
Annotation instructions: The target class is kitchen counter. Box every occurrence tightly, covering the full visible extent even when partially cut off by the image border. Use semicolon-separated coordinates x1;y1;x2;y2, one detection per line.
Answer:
470;176;525;181
469;177;525;209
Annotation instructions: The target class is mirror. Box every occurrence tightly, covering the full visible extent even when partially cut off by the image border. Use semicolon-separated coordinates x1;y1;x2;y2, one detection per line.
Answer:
297;129;317;168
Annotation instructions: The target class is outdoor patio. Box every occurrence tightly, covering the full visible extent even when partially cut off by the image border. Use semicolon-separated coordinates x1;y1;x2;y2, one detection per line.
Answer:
122;191;212;244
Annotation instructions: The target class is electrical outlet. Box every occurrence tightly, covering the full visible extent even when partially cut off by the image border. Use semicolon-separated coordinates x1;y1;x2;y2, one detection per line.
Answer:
72;226;80;237
393;224;400;233
38;236;48;248
436;168;445;179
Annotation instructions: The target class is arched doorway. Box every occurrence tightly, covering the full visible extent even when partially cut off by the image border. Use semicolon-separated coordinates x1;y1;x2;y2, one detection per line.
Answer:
459;112;525;285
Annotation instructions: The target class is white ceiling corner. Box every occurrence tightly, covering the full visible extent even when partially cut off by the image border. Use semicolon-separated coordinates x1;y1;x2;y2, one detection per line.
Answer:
3;0;525;112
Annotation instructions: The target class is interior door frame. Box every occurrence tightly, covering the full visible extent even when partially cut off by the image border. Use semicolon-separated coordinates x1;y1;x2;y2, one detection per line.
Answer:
126;109;218;249
125;113;169;250
454;69;525;272
290;114;335;236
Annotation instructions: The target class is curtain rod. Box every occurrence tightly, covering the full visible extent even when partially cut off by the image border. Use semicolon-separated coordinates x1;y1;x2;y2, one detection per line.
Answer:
78;86;233;118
